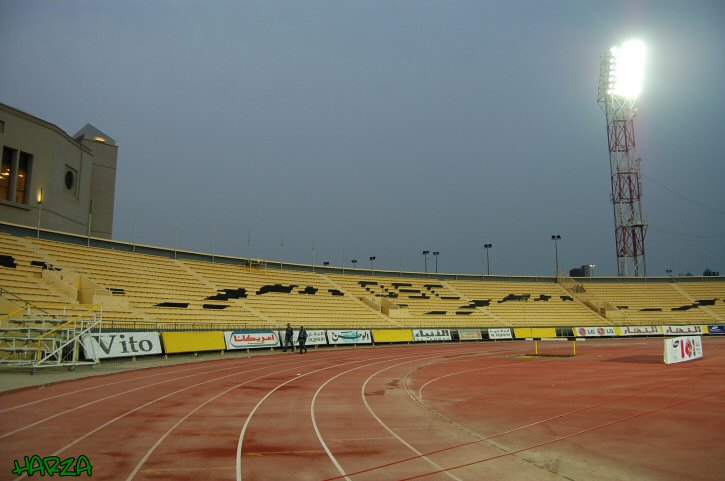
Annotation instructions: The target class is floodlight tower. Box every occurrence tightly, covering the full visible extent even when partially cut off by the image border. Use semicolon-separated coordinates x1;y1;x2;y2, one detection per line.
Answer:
598;40;648;277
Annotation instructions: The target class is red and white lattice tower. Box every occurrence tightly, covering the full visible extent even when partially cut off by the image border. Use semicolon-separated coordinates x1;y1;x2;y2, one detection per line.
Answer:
597;40;648;277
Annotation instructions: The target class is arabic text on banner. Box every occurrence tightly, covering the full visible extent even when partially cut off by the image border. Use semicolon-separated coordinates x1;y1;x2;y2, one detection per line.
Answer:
662;325;704;335
617;326;663;336
412;329;452;342
327;329;372;345
488;328;513;340
224;330;280;350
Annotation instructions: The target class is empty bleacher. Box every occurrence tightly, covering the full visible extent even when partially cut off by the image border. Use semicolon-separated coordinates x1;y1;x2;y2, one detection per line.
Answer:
1;231;723;330
571;280;717;325
183;261;393;329
447;279;607;327
28;238;261;328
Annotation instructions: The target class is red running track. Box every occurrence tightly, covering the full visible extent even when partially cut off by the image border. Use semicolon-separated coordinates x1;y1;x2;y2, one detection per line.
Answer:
1;338;724;481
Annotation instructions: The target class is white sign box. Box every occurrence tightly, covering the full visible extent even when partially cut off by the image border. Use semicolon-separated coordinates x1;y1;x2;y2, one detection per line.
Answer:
664;336;703;364
488;328;513;340
413;329;452;342
225;330;280;350
81;332;163;360
458;329;482;341
327;329;372;345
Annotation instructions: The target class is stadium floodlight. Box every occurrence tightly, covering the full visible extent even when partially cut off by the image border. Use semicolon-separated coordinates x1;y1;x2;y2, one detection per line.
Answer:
598;39;648;277
606;40;646;99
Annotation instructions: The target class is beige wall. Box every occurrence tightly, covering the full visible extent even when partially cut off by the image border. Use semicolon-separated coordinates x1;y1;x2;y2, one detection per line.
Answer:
0;103;116;238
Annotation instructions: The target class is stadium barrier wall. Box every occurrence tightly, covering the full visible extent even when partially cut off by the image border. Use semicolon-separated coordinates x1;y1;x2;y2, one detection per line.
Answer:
371;329;414;343
161;331;226;354
80;324;725;362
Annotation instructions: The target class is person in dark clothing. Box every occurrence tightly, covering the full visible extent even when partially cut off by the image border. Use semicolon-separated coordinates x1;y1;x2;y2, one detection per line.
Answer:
283;323;294;352
298;326;308;354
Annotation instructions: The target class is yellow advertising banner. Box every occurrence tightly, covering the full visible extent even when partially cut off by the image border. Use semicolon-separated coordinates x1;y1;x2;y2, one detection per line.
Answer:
161;331;226;354
530;327;557;338
372;329;414;343
514;327;557;339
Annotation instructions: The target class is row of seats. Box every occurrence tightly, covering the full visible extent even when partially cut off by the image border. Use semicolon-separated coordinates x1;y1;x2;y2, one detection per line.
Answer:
1;233;723;329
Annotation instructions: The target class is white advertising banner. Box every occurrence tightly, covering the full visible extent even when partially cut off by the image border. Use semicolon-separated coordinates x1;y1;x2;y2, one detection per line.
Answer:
278;329;328;346
457;329;483;341
327;330;372;345
413;329;452;342
618;326;663;336
81;332;163;360
487;328;513;340
664;336;703;364
224;330;280;350
662;325;704;336
574;327;616;337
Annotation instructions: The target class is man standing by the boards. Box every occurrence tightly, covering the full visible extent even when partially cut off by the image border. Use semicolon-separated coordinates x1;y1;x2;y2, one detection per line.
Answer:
298;326;308;354
283;323;294;352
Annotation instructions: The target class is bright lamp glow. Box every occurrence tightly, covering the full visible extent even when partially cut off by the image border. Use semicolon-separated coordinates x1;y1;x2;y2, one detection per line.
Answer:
607;40;646;99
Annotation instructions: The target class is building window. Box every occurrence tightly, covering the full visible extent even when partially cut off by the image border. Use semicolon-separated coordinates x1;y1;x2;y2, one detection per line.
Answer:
0;120;5;133
1;147;14;201
1;147;33;204
16;152;32;204
65;170;75;190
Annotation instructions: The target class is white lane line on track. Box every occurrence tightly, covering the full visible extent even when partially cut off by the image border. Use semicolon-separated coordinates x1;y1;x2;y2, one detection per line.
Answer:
310;352;440;481
235;350;430;481
361;358;468;481
236;359;364;481
124;360;323;481
10;357;315;481
0;359;277;439
0;358;250;413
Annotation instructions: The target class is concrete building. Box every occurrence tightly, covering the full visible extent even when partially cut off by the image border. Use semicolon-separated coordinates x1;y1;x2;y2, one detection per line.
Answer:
0;102;117;238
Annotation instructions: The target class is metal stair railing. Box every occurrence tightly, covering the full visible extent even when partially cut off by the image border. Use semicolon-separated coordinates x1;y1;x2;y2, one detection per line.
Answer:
31;305;103;372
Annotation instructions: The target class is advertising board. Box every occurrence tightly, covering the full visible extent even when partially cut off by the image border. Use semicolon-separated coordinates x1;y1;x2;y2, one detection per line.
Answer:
664;336;703;364
574;327;616;337
457;329;483;341
81;332;163;360
327;330;372;345
617;326;663;336
412;329;452;342
225;330;280;350
488;328;513;340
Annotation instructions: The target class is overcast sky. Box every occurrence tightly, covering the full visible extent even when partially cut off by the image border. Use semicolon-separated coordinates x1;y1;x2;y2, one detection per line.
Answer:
1;0;723;277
